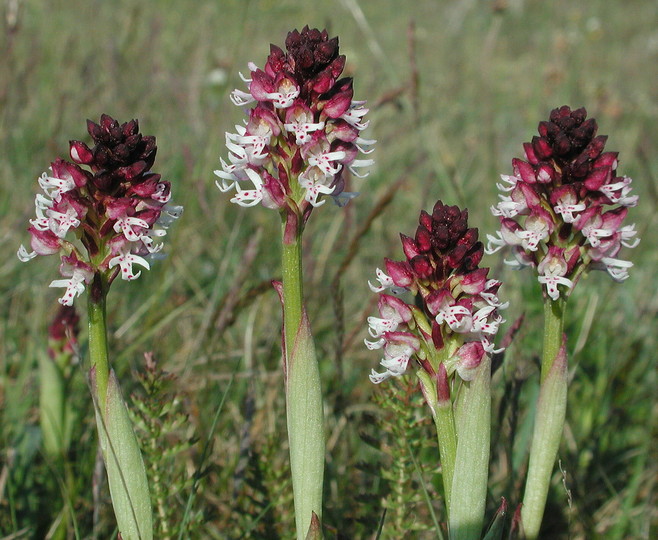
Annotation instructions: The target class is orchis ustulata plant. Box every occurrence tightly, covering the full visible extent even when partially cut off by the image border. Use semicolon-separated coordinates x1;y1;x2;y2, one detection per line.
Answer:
215;26;374;539
485;105;639;539
41;305;79;459
18;114;182;540
367;201;507;539
40;305;80;537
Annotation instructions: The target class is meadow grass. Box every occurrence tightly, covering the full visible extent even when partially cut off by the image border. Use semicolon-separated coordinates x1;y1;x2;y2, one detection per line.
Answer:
1;0;656;538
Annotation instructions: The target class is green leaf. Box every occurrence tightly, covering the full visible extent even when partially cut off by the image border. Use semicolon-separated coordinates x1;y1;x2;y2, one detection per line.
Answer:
39;355;68;456
94;369;153;540
285;308;324;539
482;498;508;540
450;356;491;540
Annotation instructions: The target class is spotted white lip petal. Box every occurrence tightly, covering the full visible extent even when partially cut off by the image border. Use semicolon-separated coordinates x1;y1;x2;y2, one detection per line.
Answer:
109;249;151;281
368;368;393;384
538;274;574;300
49;269;89;306
229;168;265;207
114;217;150;242
230;89;255;107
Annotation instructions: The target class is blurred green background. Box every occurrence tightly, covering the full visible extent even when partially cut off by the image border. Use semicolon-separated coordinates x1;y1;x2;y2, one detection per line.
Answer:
1;0;656;538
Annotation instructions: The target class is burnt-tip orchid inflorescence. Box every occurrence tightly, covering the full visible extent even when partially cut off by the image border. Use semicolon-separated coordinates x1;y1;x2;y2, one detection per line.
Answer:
215;26;374;230
18;114;181;306
486;106;639;301
366;201;507;385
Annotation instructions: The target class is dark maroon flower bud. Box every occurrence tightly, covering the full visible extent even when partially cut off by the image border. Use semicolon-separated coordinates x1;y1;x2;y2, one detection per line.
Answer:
385;258;414;288
321;78;354;118
513;158;537;184
585;135;607;159
571;118;597;144
70;140;94;164
400;234;421;260
583;166;612;191
524;142;539;164
316;36;338;64
410;255;433;279
553;132;572;155
532;136;553;160
329;55;346;79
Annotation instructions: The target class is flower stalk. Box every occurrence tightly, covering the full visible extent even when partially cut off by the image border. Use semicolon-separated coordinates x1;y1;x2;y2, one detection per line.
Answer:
279;227;324;539
87;279;152;540
281;225;304;346
522;297;567;539
88;278;110;410
520;297;567;539
541;297;565;379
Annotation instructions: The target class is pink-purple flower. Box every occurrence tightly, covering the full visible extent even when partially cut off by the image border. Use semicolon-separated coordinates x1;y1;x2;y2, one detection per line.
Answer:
18;115;181;306
486;106;639;300
366;201;507;384
215;26;375;226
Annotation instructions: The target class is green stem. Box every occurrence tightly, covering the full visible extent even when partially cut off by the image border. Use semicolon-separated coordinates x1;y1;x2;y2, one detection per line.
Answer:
521;298;568;539
282;230;304;348
541;298;565;381
281;221;324;540
88;276;110;411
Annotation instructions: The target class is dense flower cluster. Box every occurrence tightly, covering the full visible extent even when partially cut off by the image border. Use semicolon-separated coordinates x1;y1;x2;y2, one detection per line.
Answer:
486;106;639;300
215;26;374;221
47;305;80;360
366;201;507;384
18;114;181;306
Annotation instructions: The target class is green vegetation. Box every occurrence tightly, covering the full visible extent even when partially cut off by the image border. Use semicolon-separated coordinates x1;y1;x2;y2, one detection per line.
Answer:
1;0;656;538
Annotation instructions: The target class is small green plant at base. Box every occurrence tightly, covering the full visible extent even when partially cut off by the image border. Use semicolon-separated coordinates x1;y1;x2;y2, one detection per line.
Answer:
372;381;443;538
129;352;203;539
